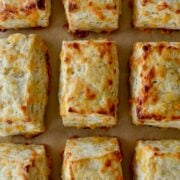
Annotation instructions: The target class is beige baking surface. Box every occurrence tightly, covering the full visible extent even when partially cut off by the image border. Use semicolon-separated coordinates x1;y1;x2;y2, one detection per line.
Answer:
0;1;179;179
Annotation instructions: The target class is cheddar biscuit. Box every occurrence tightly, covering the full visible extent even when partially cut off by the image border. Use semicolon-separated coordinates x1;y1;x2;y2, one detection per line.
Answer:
130;42;180;129
0;143;50;179
133;0;180;30
0;34;49;136
0;0;51;30
62;0;121;33
59;40;119;128
134;140;180;180
62;137;123;180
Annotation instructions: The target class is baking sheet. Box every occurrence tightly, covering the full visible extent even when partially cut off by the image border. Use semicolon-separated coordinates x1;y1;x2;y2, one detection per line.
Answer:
0;0;180;179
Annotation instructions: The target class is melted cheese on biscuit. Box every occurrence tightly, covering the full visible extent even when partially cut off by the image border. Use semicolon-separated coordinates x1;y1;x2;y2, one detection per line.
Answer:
133;0;180;29
130;42;180;129
0;34;49;137
62;137;123;180
134;140;180;180
59;40;119;128
63;0;121;32
0;143;50;180
0;0;51;30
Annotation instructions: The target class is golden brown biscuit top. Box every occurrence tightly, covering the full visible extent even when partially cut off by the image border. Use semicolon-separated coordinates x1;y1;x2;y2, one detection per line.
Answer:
62;137;123;180
133;0;180;29
63;0;120;32
134;140;180;180
60;40;119;118
0;143;50;179
0;33;48;136
131;42;180;122
0;0;45;20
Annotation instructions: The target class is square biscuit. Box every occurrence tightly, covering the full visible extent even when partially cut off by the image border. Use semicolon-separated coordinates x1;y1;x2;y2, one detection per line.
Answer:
0;143;50;179
59;40;119;128
62;0;121;33
62;137;123;180
133;0;180;30
134;140;180;180
130;42;180;129
0;0;51;30
0;33;49;137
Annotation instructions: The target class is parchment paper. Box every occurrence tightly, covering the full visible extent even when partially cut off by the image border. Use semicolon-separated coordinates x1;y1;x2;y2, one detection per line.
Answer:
0;1;179;179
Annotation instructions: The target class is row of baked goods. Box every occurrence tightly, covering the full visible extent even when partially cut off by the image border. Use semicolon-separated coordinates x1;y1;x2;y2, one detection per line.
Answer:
0;33;179;137
0;0;179;31
0;1;179;179
60;39;180;129
0;137;179;179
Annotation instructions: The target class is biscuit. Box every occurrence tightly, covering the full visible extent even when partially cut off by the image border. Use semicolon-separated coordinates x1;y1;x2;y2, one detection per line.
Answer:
0;143;50;179
59;40;119;128
62;137;123;180
0;0;51;30
130;42;180;129
0;33;49;136
133;0;180;30
62;0;121;33
134;140;180;180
